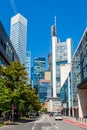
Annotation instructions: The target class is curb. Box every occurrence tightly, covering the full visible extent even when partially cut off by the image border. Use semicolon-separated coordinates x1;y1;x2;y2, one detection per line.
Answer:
63;118;87;129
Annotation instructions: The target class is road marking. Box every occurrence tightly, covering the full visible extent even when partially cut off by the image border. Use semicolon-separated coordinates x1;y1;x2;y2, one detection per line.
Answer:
54;125;59;129
42;126;59;130
47;116;59;129
32;123;36;130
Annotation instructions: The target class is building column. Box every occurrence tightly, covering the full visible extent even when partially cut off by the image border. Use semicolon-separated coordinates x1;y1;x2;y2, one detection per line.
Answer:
78;89;87;118
68;76;71;116
72;107;74;117
68;108;71;116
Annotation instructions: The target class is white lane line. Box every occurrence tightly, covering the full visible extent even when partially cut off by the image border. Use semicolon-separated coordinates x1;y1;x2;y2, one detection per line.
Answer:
32;123;36;130
54;125;59;129
32;126;34;130
47;116;56;126
47;116;59;129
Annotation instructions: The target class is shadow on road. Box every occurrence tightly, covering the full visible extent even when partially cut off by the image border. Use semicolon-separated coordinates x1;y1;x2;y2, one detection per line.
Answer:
18;118;36;123
4;116;40;125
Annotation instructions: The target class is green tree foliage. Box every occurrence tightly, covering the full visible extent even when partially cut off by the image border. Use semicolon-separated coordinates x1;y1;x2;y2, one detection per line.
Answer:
41;108;47;113
1;61;28;90
0;61;41;119
0;78;11;113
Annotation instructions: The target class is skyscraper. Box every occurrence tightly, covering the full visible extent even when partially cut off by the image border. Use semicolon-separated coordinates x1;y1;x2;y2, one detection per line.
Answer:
26;51;31;81
10;13;27;65
51;17;72;97
33;57;46;89
72;28;87;118
38;79;52;103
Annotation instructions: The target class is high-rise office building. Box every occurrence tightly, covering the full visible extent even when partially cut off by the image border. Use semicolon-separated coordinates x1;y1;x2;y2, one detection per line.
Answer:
31;67;34;81
60;72;72;116
38;79;51;103
51;17;72;97
33;57;46;89
60;64;71;88
10;13;27;65
26;51;31;81
31;67;34;88
72;28;87;118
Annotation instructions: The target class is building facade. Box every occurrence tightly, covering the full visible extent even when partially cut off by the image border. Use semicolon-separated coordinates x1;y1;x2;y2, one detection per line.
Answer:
60;72;72;116
38;79;52;103
51;18;72;97
72;28;87;118
10;13;27;65
26;51;31;81
44;70;51;81
47;97;62;113
33;57;46;89
0;21;19;66
60;64;71;87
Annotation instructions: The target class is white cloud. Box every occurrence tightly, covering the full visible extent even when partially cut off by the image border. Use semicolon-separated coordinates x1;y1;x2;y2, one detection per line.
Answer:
10;0;17;14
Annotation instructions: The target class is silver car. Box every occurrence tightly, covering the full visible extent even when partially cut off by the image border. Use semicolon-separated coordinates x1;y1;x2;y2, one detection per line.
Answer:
55;113;63;120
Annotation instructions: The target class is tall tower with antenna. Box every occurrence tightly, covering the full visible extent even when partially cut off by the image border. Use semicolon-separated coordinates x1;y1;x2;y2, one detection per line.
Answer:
51;16;72;98
51;16;57;97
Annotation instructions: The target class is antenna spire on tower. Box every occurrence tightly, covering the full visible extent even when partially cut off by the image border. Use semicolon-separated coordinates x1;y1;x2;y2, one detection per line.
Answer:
51;16;57;36
54;16;56;27
54;15;56;36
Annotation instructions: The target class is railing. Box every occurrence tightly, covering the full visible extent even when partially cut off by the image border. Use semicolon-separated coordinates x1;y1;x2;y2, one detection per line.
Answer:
77;117;87;123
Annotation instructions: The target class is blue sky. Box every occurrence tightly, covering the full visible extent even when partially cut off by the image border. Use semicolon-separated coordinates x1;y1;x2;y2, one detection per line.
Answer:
0;0;87;67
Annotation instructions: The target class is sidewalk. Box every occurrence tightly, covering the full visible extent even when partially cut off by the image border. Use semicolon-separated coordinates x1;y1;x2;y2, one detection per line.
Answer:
63;116;87;129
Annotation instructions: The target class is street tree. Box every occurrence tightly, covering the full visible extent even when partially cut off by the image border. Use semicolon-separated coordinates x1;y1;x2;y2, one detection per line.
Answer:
0;61;41;120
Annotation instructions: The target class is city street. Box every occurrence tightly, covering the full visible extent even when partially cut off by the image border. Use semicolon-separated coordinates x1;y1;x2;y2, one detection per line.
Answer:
0;114;86;130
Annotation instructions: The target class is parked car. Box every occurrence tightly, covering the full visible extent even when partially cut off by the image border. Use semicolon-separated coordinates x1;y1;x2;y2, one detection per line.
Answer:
55;113;63;120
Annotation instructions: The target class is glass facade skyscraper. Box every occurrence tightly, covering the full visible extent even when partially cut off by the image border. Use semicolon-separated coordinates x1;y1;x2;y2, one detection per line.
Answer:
72;28;87;90
60;72;72;116
72;28;87;114
38;80;52;103
51;18;72;97
26;51;31;81
33;57;46;89
55;40;72;94
10;13;27;65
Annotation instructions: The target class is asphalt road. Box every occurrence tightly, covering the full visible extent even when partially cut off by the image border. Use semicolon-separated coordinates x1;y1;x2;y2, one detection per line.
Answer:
0;115;86;130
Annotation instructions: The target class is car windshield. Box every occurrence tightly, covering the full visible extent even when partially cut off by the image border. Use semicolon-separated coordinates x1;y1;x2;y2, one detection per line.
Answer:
56;113;62;116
